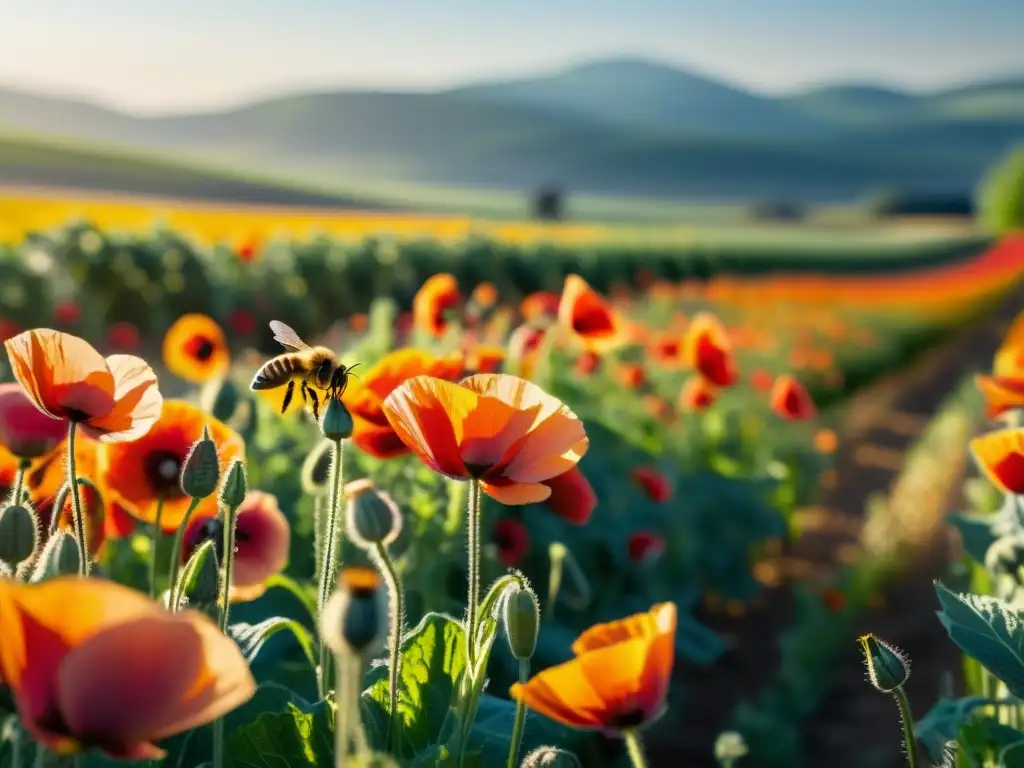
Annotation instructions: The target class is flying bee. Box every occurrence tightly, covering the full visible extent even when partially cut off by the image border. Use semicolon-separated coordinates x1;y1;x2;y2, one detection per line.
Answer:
250;321;359;421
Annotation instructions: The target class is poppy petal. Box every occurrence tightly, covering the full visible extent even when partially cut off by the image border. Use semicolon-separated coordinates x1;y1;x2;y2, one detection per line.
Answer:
381;376;471;478
502;412;588;483
971;429;1024;494
481;481;551;505
572;602;676;655
82;356;162;442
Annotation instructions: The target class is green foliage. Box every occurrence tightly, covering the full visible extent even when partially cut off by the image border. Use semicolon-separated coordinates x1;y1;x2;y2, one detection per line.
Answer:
225;701;335;768
978;144;1024;234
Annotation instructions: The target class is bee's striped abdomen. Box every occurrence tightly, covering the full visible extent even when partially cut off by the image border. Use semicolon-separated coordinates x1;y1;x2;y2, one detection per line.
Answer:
250;354;299;390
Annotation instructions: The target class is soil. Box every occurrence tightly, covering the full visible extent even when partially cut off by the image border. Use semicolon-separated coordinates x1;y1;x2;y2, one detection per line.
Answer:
643;286;1023;768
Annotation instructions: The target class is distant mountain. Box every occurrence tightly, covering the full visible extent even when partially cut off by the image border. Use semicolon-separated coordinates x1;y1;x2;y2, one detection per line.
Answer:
0;58;1022;203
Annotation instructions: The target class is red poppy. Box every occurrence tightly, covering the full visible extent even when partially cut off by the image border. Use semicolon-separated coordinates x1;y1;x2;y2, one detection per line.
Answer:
106;322;141;353
467;345;506;374
677;376;716;413
237;236;259;263
413;274;462;338
820;588;846;613
770;375;816;421
575;351;600;376
0;318;21;343
615;364;646;390
348;313;370;334
54;301;81;326
492;518;530;567
683;313;737;387
541;466;597;525
647;333;684;369
229;309;258;336
520;291;561;323
750;368;775;392
557;275;623;354
509;325;546;379
631;467;672;503
627;532;665;565
971;429;1024;494
641;395;672;419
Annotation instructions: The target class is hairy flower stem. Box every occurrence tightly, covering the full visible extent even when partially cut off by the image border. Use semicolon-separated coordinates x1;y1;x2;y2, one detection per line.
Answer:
317;438;346;698
893;686;918;768
335;652;367;764
465;478;482;668
11;459;28;506
66;422;89;576
166;497;203;611
505;660;530;768
149;496;165;599
373;542;404;752
213;500;241;768
623;730;649;768
312;495;324;577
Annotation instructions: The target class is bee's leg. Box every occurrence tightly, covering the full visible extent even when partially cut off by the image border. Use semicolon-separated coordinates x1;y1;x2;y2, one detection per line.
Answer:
309;388;321;421
281;380;295;414
300;380;309;403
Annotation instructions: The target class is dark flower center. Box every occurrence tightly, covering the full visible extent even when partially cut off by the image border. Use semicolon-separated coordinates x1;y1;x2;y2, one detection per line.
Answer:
144;450;184;496
186;335;217;361
608;708;647;730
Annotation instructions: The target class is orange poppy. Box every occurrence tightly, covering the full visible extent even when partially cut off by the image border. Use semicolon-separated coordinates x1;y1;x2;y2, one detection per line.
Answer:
348;313;370;333
541;465;596;525
381;373;588;504
647;333;684;369
682;313;737;387
976;375;1024;420
0;382;68;459
813;428;839;455
467;345;506;374
575;351;600;376
677;376;716;413
519;291;561;322
971;429;1024;494
5;329;162;443
99;400;245;531
162;314;231;384
0;442;20;496
557;275;623;354
510;603;676;734
471;282;499;309
631;467;672;503
770;375;816;421
641;395;672;420
182;491;290;602
749;368;775;393
508;325;546;380
45;481;106;556
0;577;255;759
615;364;646;390
413;273;462;338
345;349;464;460
27;433;98;505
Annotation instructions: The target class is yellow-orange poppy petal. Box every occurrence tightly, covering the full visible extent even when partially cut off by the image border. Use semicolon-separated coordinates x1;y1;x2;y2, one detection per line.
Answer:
572;603;677;655
481;481;552;505
5;330;114;421
413;274;462;338
163;314;231;384
971;428;1024;495
769;375;816;421
976;374;1024;420
381;376;472;479
683;313;737;387
511;660;609;730
557;275;623;354
81;355;163;443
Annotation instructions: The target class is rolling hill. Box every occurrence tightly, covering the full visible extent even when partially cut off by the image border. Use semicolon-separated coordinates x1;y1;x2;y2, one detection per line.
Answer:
0;58;1021;203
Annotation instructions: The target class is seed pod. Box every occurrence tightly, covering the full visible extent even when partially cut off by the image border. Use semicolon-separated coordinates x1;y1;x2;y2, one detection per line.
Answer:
503;583;540;662
0;504;38;569
219;459;248;509
177;539;220;616
714;732;749;763
321;397;354;441
859;633;909;692
320;567;389;659
302;440;334;496
345;479;402;548
30;530;81;582
180;427;220;499
521;747;583;767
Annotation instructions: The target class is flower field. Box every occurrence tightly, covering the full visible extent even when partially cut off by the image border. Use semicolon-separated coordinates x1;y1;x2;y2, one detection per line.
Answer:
0;203;1022;767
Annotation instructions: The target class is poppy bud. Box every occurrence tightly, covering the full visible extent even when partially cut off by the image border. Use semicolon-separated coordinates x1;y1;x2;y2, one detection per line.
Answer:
859;634;909;692
521;747;583;767
502;583;540;662
302;440;334;496
0;503;38;569
181;427;220;499
345;479;402;548
219;459;248;509
30;530;81;582
176;539;220;616
714;731;749;764
320;567;389;659
321;397;354;441
200;377;242;423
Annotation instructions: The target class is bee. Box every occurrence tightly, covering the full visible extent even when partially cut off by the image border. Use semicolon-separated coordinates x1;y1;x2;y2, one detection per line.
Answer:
250;321;359;420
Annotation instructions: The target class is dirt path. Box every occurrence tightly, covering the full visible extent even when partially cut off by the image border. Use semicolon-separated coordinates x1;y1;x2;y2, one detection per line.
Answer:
646;288;1021;767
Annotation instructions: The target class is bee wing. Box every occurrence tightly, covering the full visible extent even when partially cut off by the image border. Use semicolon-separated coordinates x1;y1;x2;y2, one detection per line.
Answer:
269;320;310;351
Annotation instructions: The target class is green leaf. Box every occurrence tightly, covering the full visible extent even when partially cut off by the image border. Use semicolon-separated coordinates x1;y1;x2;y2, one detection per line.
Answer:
363;612;467;757
468;693;587;766
226;701;334;768
935;583;1024;698
1002;739;1024;768
230;617;318;670
914;696;994;764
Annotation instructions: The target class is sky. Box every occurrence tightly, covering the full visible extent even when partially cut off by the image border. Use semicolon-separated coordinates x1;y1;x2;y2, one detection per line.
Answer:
0;0;1022;114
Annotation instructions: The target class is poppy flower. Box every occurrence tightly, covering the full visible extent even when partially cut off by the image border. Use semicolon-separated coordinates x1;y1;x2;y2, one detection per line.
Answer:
0;577;255;759
819;588;846;613
557;275;623;354
492;518;530;567
520;291;561;322
54;301;81;326
970;429;1024;495
631;467;672;503
976;374;1024;420
813;428;838;455
237;236;259;263
541;466;596;525
0;443;21;497
627;532;665;565
228;309;258;337
677;376;716;413
615;364;646;390
749;368;775;392
471;282;499;309
0;318;21;343
381;373;588;505
683;313;737;387
47;481;106;556
0;383;68;459
770;375;816;421
106;322;141;352
5;329;162;443
182;491;289;602
345;349;465;460
163;314;231;384
575;351;600;376
510;602;676;734
647;333;684;369
467;345;506;374
27;432;98;506
348;313;370;334
413;273;462;338
99;400;245;531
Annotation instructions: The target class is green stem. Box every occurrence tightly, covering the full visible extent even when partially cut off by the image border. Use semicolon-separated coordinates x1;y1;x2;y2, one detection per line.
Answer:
213;500;240;768
149;495;165;600
11;720;22;768
66;422;89;576
374;542;404;752
505;660;529;768
317;438;346;699
335;653;366;764
465;478;481;668
11;459;28;506
312;494;324;578
166;496;203;612
893;686;918;768
623;730;649;768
